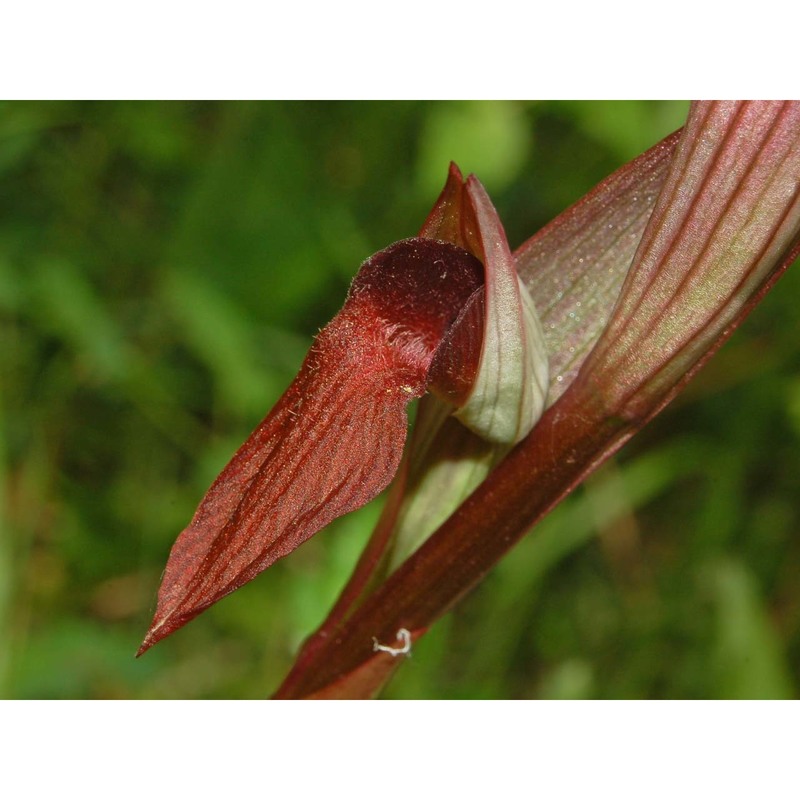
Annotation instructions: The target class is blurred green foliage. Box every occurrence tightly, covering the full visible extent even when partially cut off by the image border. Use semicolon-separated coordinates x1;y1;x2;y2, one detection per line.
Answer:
1;100;798;699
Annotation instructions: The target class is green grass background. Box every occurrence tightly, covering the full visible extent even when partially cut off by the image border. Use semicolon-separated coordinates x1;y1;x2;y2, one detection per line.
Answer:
1;100;798;699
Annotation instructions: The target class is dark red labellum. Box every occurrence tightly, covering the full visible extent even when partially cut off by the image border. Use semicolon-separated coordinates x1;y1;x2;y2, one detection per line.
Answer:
138;238;483;654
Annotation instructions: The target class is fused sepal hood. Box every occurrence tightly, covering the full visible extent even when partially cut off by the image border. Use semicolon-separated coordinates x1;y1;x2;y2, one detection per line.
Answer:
425;166;549;443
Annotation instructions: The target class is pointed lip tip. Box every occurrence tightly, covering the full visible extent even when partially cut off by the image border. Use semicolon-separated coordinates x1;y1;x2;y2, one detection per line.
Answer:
136;618;169;657
136;607;191;657
136;636;155;658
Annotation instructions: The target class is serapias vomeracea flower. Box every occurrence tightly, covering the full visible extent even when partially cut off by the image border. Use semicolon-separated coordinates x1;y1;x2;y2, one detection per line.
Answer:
138;167;548;655
141;102;800;703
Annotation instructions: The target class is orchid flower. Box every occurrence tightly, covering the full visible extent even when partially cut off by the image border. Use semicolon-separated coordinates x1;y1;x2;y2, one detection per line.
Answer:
140;101;800;700
138;168;547;656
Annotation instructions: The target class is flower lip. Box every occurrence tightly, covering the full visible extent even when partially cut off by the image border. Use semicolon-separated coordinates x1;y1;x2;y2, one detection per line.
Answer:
138;236;485;655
